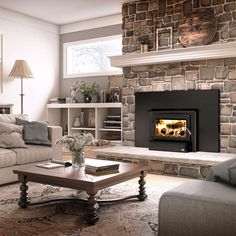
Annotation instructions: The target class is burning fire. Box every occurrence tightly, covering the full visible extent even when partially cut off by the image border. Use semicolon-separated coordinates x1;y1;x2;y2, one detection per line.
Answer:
155;119;187;138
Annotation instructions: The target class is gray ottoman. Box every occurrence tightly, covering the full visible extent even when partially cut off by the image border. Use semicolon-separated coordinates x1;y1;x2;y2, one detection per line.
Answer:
158;180;236;236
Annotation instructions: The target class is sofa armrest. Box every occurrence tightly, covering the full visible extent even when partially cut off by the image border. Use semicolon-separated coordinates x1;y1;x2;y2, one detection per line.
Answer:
47;126;63;160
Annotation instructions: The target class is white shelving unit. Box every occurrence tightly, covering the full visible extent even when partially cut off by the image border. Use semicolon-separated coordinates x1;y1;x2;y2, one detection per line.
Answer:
47;102;123;143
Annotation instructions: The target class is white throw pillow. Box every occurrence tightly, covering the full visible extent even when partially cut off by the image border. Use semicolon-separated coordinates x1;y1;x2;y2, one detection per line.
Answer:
0;132;27;148
0;122;23;134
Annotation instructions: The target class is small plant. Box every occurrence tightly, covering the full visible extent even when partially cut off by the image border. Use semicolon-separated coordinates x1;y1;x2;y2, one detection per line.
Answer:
76;81;99;96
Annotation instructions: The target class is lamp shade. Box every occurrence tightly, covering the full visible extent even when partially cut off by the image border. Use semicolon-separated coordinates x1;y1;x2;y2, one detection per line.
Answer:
9;60;33;78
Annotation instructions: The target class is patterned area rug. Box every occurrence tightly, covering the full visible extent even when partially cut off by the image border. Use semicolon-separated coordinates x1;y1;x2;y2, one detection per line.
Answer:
0;175;185;236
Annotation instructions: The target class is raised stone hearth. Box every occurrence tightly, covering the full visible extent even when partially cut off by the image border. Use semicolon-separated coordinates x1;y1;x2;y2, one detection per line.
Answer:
94;146;236;179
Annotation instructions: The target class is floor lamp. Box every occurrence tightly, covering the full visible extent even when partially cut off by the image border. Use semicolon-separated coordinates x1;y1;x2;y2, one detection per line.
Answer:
9;60;33;114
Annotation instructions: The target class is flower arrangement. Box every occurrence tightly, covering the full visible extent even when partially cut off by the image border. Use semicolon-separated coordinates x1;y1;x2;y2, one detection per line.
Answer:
56;132;94;153
76;81;99;96
56;132;94;167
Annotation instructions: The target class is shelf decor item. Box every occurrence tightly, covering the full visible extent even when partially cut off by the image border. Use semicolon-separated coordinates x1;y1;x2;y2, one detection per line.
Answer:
140;41;149;53
70;85;77;103
88;109;95;128
178;10;217;47
156;27;173;51
56;132;94;168
76;81;99;103
73;116;81;127
80;111;84;127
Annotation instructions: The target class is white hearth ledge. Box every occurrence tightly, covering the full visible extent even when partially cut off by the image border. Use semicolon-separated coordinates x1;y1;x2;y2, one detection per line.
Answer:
109;42;236;68
94;146;236;166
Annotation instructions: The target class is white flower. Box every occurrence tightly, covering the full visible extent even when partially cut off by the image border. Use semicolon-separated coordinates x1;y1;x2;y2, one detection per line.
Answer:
56;132;94;153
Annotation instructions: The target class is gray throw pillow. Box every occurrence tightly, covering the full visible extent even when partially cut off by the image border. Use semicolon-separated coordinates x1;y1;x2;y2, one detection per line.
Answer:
16;118;51;146
206;158;236;185
0;132;27;148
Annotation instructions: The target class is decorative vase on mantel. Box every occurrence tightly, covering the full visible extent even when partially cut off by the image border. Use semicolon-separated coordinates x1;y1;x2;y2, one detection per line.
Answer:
72;149;85;168
84;95;92;103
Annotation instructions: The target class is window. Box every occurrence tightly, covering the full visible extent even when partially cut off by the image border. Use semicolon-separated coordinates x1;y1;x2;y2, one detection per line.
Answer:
63;35;122;78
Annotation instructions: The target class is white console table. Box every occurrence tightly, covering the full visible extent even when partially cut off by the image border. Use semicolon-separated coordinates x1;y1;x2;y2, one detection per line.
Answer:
47;103;122;143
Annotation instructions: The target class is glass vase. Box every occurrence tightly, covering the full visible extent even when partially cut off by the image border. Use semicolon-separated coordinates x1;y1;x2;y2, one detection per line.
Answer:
72;149;85;168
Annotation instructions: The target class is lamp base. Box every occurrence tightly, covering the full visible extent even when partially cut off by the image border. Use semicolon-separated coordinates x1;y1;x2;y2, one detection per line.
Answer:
20;93;25;114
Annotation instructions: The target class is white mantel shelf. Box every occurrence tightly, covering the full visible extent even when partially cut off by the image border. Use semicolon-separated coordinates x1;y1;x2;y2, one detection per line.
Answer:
109;42;236;68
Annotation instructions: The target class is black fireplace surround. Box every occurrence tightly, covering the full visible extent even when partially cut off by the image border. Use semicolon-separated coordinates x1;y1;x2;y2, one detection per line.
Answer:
135;90;219;152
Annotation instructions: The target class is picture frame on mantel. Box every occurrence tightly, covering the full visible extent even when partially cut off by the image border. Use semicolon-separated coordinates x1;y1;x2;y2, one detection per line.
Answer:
156;27;173;51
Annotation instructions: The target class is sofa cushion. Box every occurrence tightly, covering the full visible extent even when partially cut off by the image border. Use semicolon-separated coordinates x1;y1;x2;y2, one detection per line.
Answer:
16;118;51;146
0;114;28;124
0;148;17;168
12;145;53;165
159;180;236;236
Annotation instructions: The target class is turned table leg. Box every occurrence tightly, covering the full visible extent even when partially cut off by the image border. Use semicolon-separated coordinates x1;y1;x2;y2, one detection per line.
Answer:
137;171;148;201
86;194;99;224
18;176;29;208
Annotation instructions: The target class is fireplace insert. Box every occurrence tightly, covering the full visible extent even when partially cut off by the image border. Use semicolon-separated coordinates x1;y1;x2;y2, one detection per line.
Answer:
135;90;219;152
149;110;197;152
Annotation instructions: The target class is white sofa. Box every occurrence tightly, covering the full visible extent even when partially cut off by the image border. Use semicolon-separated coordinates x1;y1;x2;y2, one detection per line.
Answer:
0;114;63;185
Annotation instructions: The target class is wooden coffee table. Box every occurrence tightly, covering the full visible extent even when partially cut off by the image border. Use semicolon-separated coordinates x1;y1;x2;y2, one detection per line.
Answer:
13;159;148;224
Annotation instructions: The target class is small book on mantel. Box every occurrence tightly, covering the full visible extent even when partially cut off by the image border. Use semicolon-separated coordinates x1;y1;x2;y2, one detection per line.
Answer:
85;159;119;172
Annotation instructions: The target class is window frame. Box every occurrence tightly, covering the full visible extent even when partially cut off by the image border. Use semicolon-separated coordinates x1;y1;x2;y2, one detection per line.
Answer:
63;35;122;78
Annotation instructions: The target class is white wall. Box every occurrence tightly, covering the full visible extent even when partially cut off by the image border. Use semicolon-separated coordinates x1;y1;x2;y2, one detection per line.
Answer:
0;8;59;120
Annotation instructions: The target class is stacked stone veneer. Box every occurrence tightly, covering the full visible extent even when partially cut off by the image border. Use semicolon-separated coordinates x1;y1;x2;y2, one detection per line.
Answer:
97;154;211;178
122;0;236;52
121;0;236;154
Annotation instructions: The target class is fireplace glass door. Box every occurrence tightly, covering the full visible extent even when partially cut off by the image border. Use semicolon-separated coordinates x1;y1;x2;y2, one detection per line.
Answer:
155;119;187;138
149;110;197;152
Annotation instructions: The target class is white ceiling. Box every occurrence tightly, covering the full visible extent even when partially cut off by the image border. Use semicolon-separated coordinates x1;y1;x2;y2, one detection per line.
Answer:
0;0;125;25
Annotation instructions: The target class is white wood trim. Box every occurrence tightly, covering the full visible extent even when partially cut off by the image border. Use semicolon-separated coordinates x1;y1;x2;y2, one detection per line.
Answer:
63;70;122;79
99;128;121;132
60;14;122;34
47;103;122;109
71;127;95;131
109;42;236;68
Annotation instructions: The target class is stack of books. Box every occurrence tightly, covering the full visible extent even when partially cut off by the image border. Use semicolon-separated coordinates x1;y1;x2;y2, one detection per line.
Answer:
49;97;66;104
103;115;121;129
85;159;119;176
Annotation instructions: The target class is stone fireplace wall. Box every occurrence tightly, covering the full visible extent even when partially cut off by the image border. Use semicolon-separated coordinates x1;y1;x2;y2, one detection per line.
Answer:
121;0;236;153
